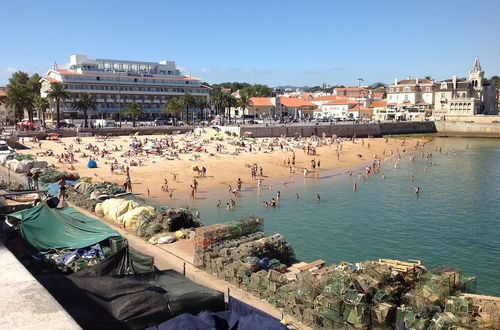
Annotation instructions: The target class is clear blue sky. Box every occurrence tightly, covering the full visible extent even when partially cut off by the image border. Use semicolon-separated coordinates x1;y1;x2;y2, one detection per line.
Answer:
1;0;499;87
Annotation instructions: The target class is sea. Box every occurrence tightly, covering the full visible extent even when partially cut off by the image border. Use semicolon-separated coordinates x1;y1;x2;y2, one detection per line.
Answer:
162;137;500;296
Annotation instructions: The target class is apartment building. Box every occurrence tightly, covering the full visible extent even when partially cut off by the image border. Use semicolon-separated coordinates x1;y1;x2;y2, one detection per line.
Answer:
40;54;209;121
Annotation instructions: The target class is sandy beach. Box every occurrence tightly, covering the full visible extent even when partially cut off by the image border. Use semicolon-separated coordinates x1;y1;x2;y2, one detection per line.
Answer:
17;129;425;205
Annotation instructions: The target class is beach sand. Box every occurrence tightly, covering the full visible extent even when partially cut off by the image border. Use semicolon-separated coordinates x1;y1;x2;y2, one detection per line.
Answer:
18;129;424;205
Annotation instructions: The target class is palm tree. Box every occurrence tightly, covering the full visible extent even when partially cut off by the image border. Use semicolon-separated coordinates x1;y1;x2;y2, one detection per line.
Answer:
196;97;210;120
33;96;50;128
124;102;144;127
222;94;238;123
180;93;197;123
5;85;32;122
46;82;69;126
209;89;224;116
161;98;182;125
236;94;253;122
72;92;96;128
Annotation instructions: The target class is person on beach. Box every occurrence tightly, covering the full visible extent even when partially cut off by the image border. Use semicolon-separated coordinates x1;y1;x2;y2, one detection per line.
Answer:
32;172;39;190
26;171;33;189
303;168;308;177
237;178;242;191
270;198;277;207
353;182;357;191
58;179;67;200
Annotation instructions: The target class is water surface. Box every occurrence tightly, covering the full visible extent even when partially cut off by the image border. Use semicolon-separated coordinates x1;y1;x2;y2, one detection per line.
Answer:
179;138;500;296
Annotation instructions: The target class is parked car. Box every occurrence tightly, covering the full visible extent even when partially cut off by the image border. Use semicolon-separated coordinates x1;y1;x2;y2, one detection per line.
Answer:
56;122;76;129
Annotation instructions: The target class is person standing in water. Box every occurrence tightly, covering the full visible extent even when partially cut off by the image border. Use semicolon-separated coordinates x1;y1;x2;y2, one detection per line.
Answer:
316;194;321;201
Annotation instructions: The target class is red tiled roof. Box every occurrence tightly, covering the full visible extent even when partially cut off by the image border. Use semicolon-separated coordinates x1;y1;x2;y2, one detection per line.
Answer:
280;97;316;107
373;92;384;98
56;69;80;75
324;98;349;105
0;91;6;97
336;87;368;92
369;100;387;108
349;104;372;111
250;97;273;106
416;101;429;105
43;77;59;83
299;92;316;99
313;95;338;101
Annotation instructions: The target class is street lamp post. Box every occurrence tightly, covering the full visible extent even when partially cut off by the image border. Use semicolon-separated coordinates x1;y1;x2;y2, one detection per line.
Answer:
117;72;122;127
357;78;364;121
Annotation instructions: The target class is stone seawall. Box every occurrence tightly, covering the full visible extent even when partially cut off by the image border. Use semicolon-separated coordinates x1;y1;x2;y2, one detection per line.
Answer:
238;121;437;138
435;121;500;137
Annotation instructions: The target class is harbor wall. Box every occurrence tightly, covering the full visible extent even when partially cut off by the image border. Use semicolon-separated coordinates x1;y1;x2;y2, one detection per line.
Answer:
238;121;437;138
434;121;500;137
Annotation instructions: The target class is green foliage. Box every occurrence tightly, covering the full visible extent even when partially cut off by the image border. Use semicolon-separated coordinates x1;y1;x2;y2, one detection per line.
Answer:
72;92;96;127
33;96;50;127
487;75;500;87
6;71;42;122
180;93;197;122
124;102;144;126
240;84;273;97
211;82;251;92
161;97;182;124
47;82;69;125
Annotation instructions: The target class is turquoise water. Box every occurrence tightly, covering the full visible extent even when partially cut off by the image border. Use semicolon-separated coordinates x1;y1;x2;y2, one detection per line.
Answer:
185;138;500;296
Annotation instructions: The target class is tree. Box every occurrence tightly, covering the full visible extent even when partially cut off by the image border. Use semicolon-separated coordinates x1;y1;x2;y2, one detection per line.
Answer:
6;71;42;122
240;84;273;97
5;85;31;122
161;97;182;125
33;96;50;128
209;89;224;115
488;75;500;87
46;82;69;125
236;94;253;120
424;76;433;81
222;93;237;121
124;102;144;127
196;97;210;120
180;93;196;123
72;92;96;128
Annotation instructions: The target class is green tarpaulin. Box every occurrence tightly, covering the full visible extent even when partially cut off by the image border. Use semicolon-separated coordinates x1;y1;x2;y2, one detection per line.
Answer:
9;204;120;250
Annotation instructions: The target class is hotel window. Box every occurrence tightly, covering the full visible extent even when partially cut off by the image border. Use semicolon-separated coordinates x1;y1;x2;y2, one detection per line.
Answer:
426;87;430;91
403;87;410;92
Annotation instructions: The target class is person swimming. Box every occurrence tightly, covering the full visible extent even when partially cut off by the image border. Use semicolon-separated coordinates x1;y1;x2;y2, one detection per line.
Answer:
295;193;300;199
414;187;420;194
316;194;321;201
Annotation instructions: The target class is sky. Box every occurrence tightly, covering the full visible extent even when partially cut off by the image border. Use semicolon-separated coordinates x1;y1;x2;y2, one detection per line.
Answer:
1;0;499;87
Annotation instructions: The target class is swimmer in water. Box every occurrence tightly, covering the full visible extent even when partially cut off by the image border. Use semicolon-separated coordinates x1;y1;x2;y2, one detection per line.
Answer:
353;182;357;191
276;191;281;199
216;200;221;207
295;193;300;199
316;194;321;201
414;187;420;194
411;175;415;181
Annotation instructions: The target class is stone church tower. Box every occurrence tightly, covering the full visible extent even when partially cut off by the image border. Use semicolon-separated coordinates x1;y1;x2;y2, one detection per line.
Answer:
467;57;497;114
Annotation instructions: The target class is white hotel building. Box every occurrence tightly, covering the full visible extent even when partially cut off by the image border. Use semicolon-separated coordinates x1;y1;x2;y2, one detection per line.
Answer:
41;54;209;120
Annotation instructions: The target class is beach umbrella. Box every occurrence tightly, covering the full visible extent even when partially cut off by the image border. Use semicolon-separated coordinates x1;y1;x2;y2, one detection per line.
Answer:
192;164;200;172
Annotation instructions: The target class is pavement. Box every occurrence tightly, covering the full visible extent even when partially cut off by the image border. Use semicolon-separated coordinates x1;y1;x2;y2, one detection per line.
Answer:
0;241;81;329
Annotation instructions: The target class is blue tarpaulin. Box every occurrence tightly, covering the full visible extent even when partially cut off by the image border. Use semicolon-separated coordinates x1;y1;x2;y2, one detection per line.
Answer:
45;180;77;196
147;296;286;330
147;310;286;330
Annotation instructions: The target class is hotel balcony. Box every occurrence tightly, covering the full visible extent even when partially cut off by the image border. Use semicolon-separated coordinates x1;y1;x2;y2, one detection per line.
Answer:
125;99;134;103
106;99;115;102
96;98;105;102
144;100;152;103
153;100;160;103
